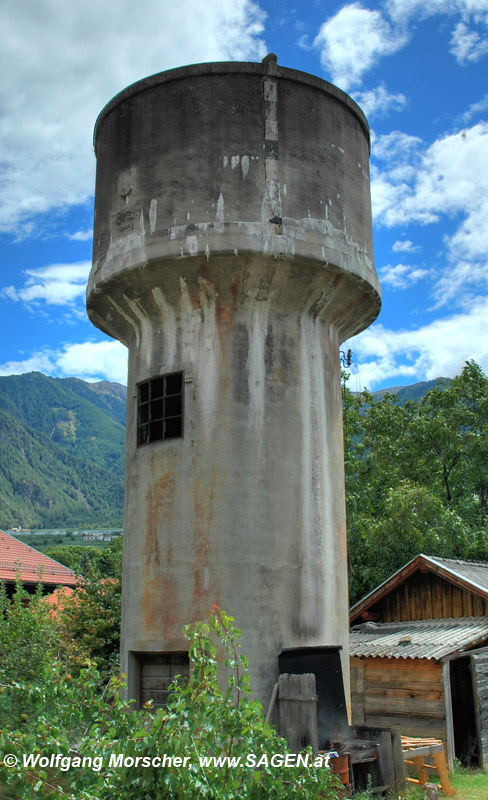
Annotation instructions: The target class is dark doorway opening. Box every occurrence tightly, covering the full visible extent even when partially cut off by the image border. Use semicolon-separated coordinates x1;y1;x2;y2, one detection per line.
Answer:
450;656;479;765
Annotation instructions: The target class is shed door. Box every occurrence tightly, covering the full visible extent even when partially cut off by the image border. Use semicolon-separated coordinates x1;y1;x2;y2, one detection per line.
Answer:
450;656;479;765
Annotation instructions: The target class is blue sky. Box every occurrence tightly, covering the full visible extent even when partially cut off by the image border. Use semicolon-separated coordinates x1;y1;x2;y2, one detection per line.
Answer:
1;0;488;390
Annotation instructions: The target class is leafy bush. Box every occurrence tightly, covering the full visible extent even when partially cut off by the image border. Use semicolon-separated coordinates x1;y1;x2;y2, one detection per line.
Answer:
0;597;369;800
44;538;123;683
0;579;66;731
57;571;121;684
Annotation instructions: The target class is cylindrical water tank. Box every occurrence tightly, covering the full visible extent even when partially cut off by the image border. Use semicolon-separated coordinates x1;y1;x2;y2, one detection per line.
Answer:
87;56;380;713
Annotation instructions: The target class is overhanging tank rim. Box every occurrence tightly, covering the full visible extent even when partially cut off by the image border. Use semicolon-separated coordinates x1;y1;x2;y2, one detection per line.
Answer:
87;251;381;342
93;60;371;154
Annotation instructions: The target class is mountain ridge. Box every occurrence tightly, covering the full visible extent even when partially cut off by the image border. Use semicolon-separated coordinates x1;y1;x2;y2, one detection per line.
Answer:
0;372;126;529
0;371;448;529
369;377;450;403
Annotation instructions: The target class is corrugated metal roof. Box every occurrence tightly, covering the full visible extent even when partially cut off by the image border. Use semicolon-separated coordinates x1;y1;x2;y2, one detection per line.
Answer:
0;530;77;587
350;617;488;660
428;556;488;593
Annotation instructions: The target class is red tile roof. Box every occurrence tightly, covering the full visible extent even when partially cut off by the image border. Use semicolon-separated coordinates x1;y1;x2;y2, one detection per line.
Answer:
0;530;77;587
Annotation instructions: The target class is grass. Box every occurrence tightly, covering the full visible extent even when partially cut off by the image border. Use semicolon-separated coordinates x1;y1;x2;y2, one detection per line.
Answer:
450;767;488;799
388;767;488;799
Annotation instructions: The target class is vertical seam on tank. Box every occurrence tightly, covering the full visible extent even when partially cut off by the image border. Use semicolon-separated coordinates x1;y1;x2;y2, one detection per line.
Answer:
262;75;282;230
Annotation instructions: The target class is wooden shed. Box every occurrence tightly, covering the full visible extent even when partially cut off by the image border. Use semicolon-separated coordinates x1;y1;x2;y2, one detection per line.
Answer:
349;555;488;768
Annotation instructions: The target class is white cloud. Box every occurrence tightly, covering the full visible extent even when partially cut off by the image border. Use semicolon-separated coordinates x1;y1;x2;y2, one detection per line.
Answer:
55;341;128;383
371;167;433;228
0;353;58;377
461;91;488;123
386;0;488;24
1;261;91;307
68;230;93;242
434;257;488;308
371;123;488;305
313;0;488;94
405;124;488;220
0;339;128;384
347;297;488;389
371;130;423;163
369;133;425;224
0;0;266;235
386;0;488;70
392;239;421;252
352;84;407;118
313;4;406;91
448;204;488;261
379;263;430;289
297;34;312;51
450;19;488;63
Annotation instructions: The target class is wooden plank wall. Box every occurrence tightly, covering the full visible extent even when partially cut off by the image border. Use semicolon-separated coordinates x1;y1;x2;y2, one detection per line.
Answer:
351;657;365;724
364;572;488;622
471;652;488;768
351;656;447;745
278;673;318;754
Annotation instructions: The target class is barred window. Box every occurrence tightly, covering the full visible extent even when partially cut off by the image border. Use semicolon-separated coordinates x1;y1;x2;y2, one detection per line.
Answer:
137;372;183;446
137;652;189;709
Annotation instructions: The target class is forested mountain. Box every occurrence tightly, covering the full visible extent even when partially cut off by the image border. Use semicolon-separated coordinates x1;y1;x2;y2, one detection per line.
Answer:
2;364;486;596
62;378;127;426
370;378;448;404
0;372;126;529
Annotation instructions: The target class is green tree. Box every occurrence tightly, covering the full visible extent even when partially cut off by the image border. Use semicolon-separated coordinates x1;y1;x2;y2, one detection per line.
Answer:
57;559;122;685
415;361;488;518
43;545;102;572
45;537;122;578
0;602;371;800
0;579;83;732
360;481;470;591
344;361;488;603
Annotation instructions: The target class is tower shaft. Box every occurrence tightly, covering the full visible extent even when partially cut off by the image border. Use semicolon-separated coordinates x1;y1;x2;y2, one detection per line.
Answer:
88;58;380;711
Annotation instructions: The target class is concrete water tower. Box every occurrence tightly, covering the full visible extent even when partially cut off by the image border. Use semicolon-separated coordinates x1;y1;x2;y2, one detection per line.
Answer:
87;55;380;712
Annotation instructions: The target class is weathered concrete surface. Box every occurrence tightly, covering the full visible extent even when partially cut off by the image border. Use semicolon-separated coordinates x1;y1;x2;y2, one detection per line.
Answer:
87;57;381;715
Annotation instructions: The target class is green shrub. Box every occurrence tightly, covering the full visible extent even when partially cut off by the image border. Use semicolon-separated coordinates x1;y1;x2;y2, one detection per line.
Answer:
0;601;371;799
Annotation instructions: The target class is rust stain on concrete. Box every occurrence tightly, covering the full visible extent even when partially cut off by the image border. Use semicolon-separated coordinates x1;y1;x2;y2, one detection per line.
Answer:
272;364;286;385
144;472;175;565
197;260;212;285
217;305;234;335
192;468;216;605
229;274;240;308
142;472;176;634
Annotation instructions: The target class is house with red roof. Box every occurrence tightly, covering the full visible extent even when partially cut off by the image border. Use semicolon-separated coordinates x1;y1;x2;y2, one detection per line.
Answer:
0;529;77;595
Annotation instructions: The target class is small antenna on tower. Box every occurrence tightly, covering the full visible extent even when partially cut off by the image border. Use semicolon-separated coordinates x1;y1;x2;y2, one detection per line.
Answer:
339;348;353;368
